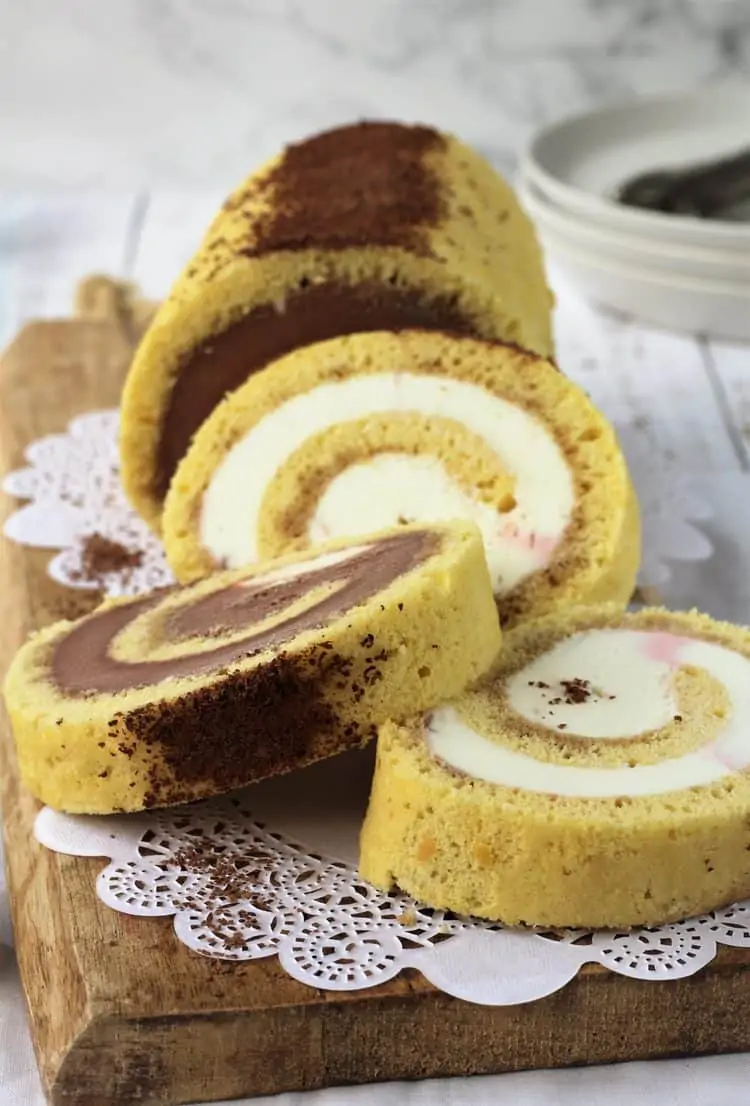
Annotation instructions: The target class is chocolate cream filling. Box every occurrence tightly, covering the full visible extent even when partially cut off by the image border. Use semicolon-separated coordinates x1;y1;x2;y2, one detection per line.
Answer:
155;283;477;498
51;529;438;696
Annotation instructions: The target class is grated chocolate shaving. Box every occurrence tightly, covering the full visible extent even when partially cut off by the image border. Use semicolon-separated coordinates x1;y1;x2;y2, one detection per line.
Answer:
175;843;270;909
75;532;143;583
560;678;592;705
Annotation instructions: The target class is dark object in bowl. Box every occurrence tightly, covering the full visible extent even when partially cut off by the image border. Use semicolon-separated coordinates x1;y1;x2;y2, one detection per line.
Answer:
616;147;750;221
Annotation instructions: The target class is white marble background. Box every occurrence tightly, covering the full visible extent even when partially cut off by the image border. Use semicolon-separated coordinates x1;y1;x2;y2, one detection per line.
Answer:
2;0;749;188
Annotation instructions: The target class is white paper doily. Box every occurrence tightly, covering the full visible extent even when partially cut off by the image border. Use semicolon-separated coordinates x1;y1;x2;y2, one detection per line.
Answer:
620;432;714;589
2;410;172;597
2;409;713;594
34;747;750;1005
3;407;737;1007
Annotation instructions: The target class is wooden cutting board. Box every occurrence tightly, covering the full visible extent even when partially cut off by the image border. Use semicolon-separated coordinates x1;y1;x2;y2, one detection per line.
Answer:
1;280;750;1106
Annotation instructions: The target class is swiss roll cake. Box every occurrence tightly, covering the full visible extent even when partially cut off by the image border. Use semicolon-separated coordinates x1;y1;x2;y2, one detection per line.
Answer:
163;330;639;627
119;120;553;530
359;606;750;928
3;522;501;814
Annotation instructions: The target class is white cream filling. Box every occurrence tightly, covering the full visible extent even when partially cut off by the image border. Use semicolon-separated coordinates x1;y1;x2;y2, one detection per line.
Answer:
200;372;574;594
426;628;750;798
308;453;543;593
506;630;678;739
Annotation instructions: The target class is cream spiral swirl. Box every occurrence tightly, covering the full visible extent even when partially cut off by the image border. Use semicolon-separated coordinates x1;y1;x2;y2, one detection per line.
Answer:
201;371;574;595
427;628;750;798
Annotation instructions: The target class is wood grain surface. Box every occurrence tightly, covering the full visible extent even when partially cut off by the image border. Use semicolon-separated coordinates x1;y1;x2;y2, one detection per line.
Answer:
1;287;750;1106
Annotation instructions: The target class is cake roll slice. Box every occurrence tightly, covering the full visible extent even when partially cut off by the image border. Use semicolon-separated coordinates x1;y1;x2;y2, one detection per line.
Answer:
163;330;639;627
359;606;750;928
3;522;500;814
119;120;553;530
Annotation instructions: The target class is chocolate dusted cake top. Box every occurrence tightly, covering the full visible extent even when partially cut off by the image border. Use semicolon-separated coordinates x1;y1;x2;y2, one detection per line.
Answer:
229;121;447;257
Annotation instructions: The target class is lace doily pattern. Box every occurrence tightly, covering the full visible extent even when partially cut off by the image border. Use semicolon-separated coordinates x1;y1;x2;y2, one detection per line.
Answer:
620;431;714;589
2;409;712;594
34;799;750;1004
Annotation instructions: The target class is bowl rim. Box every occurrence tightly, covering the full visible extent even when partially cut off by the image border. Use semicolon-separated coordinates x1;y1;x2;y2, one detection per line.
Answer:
519;176;750;272
543;230;750;297
522;85;750;248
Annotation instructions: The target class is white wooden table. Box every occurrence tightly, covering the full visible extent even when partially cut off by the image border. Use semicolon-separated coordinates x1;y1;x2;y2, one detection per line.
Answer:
1;194;749;1106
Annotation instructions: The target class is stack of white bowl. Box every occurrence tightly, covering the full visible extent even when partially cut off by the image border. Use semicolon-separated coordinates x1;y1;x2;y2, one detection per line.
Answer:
518;86;750;341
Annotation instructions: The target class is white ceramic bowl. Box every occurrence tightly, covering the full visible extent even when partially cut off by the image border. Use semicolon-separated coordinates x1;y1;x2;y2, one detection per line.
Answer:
540;233;750;341
519;176;750;283
522;85;750;252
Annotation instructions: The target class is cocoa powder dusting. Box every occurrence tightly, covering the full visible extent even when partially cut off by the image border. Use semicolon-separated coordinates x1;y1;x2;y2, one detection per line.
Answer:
75;533;143;583
129;648;340;808
244;121;446;256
